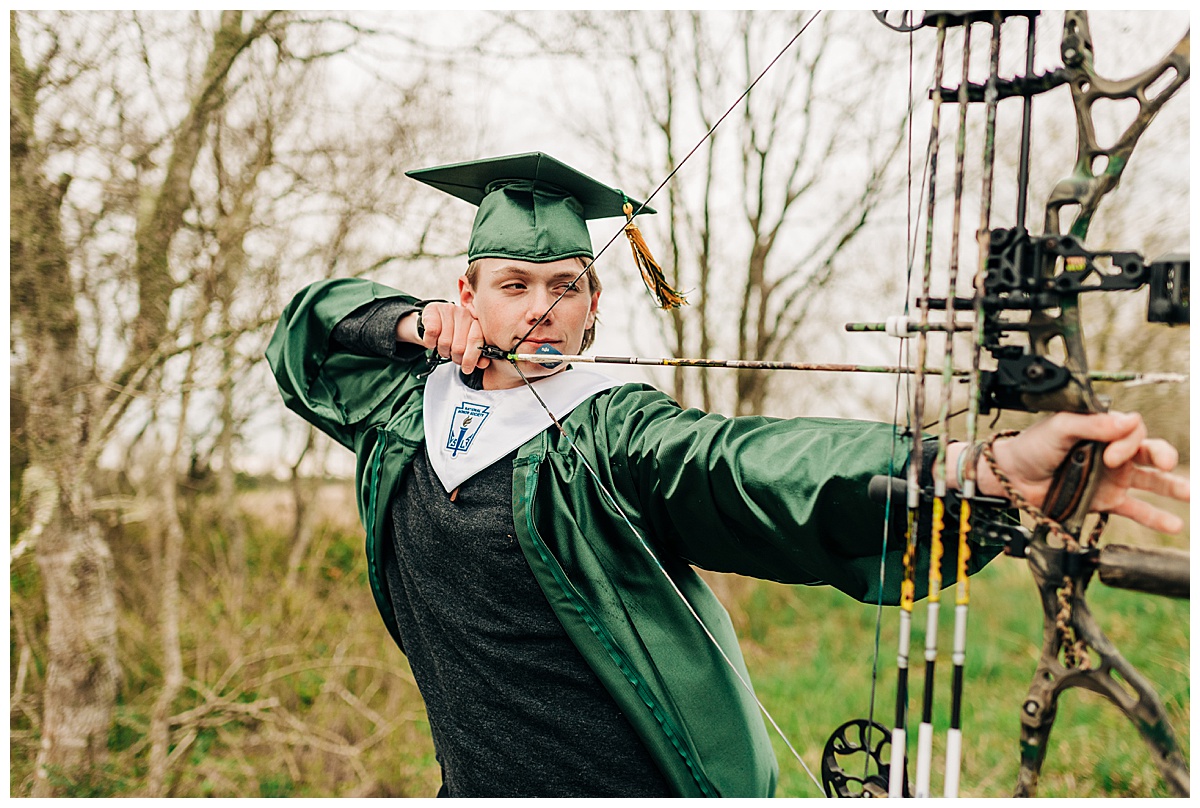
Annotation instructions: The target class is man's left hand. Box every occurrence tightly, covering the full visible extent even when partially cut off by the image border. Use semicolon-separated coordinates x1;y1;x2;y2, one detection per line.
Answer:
976;412;1189;534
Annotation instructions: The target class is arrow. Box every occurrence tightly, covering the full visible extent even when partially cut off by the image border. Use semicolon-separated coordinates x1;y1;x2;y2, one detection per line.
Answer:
486;345;1186;384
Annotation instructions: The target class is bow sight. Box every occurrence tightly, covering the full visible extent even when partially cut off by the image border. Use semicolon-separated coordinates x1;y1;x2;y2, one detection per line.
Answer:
949;227;1188;414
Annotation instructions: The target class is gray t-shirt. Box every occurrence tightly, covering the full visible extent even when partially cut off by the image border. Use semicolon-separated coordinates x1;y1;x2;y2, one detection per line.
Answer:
334;299;672;797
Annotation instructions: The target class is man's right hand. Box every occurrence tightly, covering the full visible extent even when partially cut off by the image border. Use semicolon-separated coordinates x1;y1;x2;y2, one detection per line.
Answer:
399;303;491;374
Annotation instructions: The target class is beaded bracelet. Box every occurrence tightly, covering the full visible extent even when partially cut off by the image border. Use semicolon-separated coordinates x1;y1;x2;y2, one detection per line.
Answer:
955;439;988;492
956;441;971;486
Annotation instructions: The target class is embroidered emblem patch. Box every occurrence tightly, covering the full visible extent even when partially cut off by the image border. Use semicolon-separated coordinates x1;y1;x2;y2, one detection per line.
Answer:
446;402;490;457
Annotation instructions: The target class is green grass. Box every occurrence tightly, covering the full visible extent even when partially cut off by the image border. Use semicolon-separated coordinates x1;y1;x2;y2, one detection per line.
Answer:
9;484;444;798
730;555;1189;797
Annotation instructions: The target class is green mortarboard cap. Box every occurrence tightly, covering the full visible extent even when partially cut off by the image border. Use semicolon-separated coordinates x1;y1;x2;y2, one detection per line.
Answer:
405;152;655;263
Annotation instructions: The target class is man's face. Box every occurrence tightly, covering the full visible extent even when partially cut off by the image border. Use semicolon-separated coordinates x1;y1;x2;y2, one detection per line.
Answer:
460;256;599;389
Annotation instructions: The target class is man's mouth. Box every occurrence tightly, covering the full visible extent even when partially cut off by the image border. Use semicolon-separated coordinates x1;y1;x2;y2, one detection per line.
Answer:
509;339;567;370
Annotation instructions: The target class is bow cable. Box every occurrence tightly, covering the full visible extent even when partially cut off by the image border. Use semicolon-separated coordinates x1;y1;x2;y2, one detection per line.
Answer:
867;14;917;793
913;17;976;797
496;11;827;796
944;14;1008;797
855;12;934;796
509;11;823;354
885;15;948;799
510;359;826;795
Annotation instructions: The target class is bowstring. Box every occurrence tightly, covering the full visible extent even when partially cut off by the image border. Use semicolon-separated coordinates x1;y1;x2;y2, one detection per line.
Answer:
511;361;825;794
508;11;823;356
914;17;978;796
865;10;932;791
497;11;828;796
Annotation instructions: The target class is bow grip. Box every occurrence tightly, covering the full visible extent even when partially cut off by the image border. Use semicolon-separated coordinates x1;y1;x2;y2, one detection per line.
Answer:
1041;438;1103;529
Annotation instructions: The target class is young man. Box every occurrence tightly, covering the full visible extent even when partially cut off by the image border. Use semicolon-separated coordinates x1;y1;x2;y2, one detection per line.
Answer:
266;152;1187;798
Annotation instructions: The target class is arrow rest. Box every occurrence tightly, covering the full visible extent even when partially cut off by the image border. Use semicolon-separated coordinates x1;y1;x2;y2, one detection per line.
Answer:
976;228;1190;414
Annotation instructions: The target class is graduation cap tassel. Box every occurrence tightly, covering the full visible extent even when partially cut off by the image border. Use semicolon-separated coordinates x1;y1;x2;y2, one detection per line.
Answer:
623;201;687;310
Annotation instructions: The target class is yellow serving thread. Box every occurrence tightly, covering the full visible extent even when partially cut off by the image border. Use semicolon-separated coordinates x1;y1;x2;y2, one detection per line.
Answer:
900;509;917;611
954;500;972;606
928;497;945;602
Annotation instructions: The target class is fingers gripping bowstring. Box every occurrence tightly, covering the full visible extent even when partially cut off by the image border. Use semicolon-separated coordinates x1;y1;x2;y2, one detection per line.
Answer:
503;12;826;796
509;12;823;357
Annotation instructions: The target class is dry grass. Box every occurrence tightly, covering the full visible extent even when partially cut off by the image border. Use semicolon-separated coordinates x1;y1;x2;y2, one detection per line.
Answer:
11;480;441;797
10;470;1189;796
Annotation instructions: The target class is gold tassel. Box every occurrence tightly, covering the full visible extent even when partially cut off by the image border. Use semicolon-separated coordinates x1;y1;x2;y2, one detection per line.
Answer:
623;201;686;310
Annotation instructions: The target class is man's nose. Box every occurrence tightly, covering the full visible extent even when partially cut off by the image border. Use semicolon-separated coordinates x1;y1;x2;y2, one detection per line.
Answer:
526;286;555;323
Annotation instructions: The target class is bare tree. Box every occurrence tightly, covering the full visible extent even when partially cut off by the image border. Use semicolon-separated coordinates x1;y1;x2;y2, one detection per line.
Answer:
505;11;910;415
11;12;122;793
10;10;454;793
12;10;285;792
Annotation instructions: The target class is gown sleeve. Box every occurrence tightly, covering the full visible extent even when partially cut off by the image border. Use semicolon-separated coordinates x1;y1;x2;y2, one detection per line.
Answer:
594;384;1002;605
265;278;427;449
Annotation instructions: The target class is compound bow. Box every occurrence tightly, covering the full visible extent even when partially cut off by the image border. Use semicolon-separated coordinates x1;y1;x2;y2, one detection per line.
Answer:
822;10;1190;798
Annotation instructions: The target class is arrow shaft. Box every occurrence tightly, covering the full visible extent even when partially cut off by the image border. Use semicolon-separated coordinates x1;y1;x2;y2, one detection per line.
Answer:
503;353;1185;384
509;352;965;375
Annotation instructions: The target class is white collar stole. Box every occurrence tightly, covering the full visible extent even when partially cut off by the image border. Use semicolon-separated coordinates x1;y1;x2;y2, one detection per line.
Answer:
422;362;620;492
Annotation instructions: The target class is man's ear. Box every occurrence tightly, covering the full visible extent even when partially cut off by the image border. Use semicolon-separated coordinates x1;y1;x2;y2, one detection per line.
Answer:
458;275;475;314
585;289;600;329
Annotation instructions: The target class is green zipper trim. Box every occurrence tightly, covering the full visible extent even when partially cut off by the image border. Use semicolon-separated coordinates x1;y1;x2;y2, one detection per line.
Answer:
365;427;400;648
519;452;719;798
366;429;388;540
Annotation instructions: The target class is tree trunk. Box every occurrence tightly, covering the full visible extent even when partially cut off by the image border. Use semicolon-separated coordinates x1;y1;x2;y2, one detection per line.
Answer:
11;13;121;795
285;426;320;589
33;505;119;796
146;342;199;796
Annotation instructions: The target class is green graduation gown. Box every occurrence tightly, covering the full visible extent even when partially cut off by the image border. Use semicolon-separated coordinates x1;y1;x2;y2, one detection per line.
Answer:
266;277;996;798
